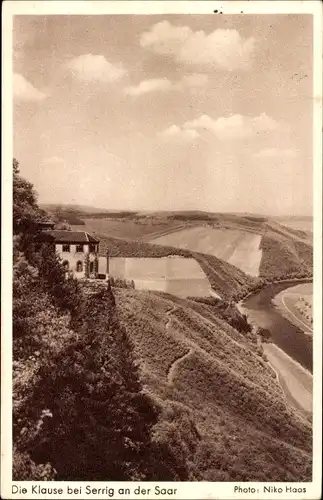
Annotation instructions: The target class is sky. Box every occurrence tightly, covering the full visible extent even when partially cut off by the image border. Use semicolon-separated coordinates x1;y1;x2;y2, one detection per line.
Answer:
13;14;313;215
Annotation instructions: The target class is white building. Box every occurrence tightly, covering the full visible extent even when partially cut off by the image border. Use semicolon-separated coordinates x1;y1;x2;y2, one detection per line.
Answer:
42;230;101;279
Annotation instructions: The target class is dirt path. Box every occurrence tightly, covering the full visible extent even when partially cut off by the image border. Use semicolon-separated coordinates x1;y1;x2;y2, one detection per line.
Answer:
165;303;276;392
165;305;195;386
165;305;177;330
167;348;194;385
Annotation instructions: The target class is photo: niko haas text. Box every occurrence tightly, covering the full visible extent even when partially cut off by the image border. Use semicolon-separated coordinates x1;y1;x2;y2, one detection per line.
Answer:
233;486;307;494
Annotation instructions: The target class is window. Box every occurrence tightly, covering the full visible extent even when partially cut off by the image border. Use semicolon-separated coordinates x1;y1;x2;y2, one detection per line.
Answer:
62;244;70;253
89;261;94;273
62;260;69;270
76;261;83;272
89;244;96;253
76;244;84;253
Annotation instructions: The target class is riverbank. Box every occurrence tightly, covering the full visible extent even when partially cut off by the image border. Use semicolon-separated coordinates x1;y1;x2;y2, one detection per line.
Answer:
235;276;313;304
239;280;313;416
272;283;313;335
262;343;312;416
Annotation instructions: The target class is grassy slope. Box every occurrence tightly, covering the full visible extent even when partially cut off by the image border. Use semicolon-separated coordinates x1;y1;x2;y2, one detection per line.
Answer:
115;288;312;481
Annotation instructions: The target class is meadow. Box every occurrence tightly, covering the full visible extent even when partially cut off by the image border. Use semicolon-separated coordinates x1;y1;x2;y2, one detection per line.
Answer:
99;256;212;297
150;227;262;277
75;218;195;241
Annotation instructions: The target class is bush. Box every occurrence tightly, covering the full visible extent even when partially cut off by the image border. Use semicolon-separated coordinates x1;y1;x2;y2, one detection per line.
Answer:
258;327;272;343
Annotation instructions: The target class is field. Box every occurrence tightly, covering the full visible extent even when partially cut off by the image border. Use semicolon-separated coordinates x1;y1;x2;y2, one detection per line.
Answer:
74;218;196;241
114;288;312;481
92;233;255;300
273;283;313;333
150;227;262;277
99;256;212;297
71;212;313;293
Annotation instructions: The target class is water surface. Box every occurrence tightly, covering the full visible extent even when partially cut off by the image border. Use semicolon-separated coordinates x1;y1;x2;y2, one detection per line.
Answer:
243;281;313;372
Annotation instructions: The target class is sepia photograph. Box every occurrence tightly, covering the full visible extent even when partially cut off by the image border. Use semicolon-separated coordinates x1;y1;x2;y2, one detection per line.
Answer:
1;1;322;499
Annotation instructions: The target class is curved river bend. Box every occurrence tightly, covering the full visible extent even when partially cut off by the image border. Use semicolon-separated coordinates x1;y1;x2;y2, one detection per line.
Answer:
242;280;313;373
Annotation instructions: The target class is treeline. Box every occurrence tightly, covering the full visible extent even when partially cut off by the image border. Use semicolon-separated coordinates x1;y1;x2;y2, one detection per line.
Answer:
186;296;253;337
50;208;85;225
12;159;191;481
84;211;138;219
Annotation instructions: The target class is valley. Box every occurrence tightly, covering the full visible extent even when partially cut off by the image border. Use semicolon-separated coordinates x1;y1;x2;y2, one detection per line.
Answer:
68;209;312;301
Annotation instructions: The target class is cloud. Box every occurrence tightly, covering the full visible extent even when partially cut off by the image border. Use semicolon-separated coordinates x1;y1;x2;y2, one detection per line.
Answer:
140;21;255;71
13;73;46;101
124;78;173;96
125;73;208;97
159;125;200;142
66;54;126;82
183;113;280;140
253;148;298;159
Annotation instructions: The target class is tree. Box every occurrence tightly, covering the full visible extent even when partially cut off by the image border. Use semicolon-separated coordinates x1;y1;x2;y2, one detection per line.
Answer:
17;287;162;480
258;327;272;343
13;158;46;234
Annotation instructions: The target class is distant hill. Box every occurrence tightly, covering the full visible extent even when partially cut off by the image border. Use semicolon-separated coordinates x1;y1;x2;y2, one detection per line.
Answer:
40;203;111;214
272;215;313;233
74;212;313;288
115;288;312;481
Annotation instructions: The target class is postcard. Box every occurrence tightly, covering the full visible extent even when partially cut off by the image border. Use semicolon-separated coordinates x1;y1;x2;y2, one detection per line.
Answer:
1;1;322;499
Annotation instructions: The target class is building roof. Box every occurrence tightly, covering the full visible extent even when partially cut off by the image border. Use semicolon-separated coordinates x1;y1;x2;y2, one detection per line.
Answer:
35;220;55;229
39;230;100;244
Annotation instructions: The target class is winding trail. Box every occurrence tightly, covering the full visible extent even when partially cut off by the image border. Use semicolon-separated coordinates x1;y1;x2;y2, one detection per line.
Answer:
167;348;194;385
165;305;195;386
165;305;177;331
164;303;272;389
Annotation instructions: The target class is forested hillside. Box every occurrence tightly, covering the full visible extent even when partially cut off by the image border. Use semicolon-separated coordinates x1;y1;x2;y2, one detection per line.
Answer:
12;160;191;481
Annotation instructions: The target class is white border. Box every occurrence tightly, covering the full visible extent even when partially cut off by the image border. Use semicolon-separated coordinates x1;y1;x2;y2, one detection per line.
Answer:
2;2;322;499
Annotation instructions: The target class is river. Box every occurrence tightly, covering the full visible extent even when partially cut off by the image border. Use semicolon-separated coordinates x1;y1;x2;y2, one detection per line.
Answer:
242;280;313;373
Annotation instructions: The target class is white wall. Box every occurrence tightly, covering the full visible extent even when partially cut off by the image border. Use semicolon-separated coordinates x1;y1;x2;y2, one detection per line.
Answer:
55;243;98;278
